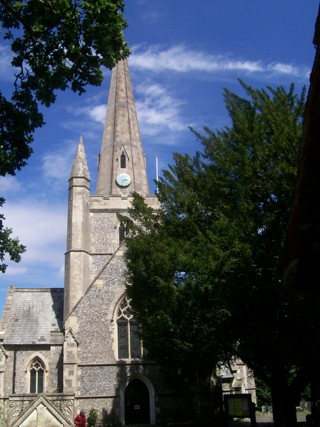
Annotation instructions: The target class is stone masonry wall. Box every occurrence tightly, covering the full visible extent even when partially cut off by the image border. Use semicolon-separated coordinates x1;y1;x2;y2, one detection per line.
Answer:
3;345;63;396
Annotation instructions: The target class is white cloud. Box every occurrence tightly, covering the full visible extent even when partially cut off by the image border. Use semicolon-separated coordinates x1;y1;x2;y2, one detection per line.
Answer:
0;176;21;194
136;82;186;137
88;104;106;124
65;102;106;131
2;199;66;270
65;80;186;144
66;90;107;123
267;62;303;76
42;143;77;182
130;45;310;79
4;265;28;276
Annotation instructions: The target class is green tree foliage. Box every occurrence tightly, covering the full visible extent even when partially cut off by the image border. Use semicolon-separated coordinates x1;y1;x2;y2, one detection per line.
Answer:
122;192;235;388
255;377;272;409
122;81;312;426
0;0;129;176
0;198;25;273
0;0;129;271
87;408;98;427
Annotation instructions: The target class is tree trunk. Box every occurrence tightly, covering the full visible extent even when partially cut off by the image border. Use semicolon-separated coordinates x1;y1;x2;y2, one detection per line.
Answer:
270;366;298;427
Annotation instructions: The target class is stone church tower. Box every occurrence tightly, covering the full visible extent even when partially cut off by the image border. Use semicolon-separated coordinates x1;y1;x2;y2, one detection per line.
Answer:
62;57;159;423
0;59;255;427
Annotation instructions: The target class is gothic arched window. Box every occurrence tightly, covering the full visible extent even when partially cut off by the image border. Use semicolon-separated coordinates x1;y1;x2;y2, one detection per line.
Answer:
120;153;126;169
117;296;141;359
29;358;44;393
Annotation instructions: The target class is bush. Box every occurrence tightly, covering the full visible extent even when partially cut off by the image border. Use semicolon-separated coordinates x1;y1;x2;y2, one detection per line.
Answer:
87;408;98;427
255;377;272;409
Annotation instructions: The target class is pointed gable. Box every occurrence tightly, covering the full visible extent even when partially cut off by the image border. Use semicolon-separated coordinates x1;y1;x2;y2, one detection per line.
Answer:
11;394;72;427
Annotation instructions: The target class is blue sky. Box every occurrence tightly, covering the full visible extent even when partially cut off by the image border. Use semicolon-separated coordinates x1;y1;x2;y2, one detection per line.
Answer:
0;0;318;314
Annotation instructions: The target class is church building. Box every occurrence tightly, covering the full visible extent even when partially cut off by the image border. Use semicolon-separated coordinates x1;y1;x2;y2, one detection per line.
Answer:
0;59;255;426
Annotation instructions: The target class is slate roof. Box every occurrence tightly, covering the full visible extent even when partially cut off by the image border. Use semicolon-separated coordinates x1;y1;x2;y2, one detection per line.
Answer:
0;287;64;345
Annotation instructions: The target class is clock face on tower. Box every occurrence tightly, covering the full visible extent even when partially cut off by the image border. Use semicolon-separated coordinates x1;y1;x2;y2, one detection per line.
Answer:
116;172;131;187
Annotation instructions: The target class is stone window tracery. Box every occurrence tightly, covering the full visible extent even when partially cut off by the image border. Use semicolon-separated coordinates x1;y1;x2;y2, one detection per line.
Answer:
117;295;141;359
29;358;44;393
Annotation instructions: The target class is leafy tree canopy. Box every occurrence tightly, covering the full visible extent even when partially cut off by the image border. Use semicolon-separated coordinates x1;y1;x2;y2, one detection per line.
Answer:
121;82;317;424
0;197;25;273
0;0;129;176
0;0;129;271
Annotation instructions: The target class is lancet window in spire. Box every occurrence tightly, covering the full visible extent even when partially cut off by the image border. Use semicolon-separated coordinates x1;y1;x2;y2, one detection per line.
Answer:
120;153;126;168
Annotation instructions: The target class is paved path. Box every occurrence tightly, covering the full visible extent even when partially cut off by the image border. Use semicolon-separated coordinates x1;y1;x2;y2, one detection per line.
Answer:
228;412;308;425
256;412;308;424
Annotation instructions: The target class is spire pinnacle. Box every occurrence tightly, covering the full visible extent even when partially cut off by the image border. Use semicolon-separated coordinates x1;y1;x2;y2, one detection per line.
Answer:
70;136;90;182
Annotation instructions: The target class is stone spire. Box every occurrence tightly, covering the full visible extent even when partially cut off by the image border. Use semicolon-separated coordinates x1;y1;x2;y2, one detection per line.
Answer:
96;59;150;197
70;136;90;183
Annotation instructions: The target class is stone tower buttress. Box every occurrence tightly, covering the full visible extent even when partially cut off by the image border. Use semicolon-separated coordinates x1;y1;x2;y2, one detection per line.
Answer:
64;137;91;319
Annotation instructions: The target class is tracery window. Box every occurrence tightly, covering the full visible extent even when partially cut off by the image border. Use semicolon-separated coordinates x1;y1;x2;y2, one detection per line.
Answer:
29;358;44;393
117;295;141;359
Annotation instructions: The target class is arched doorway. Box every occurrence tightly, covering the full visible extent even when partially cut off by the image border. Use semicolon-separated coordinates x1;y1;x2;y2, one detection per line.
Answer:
125;378;150;424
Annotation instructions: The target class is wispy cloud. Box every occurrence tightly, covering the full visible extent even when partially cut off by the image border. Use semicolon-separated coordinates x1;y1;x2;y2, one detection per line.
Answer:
2;199;66;272
130;45;310;79
42;143;76;182
136;1;163;23
136;82;186;137
67;93;107;124
0;176;21;194
88;104;107;124
65;83;186;144
1;180;68;292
